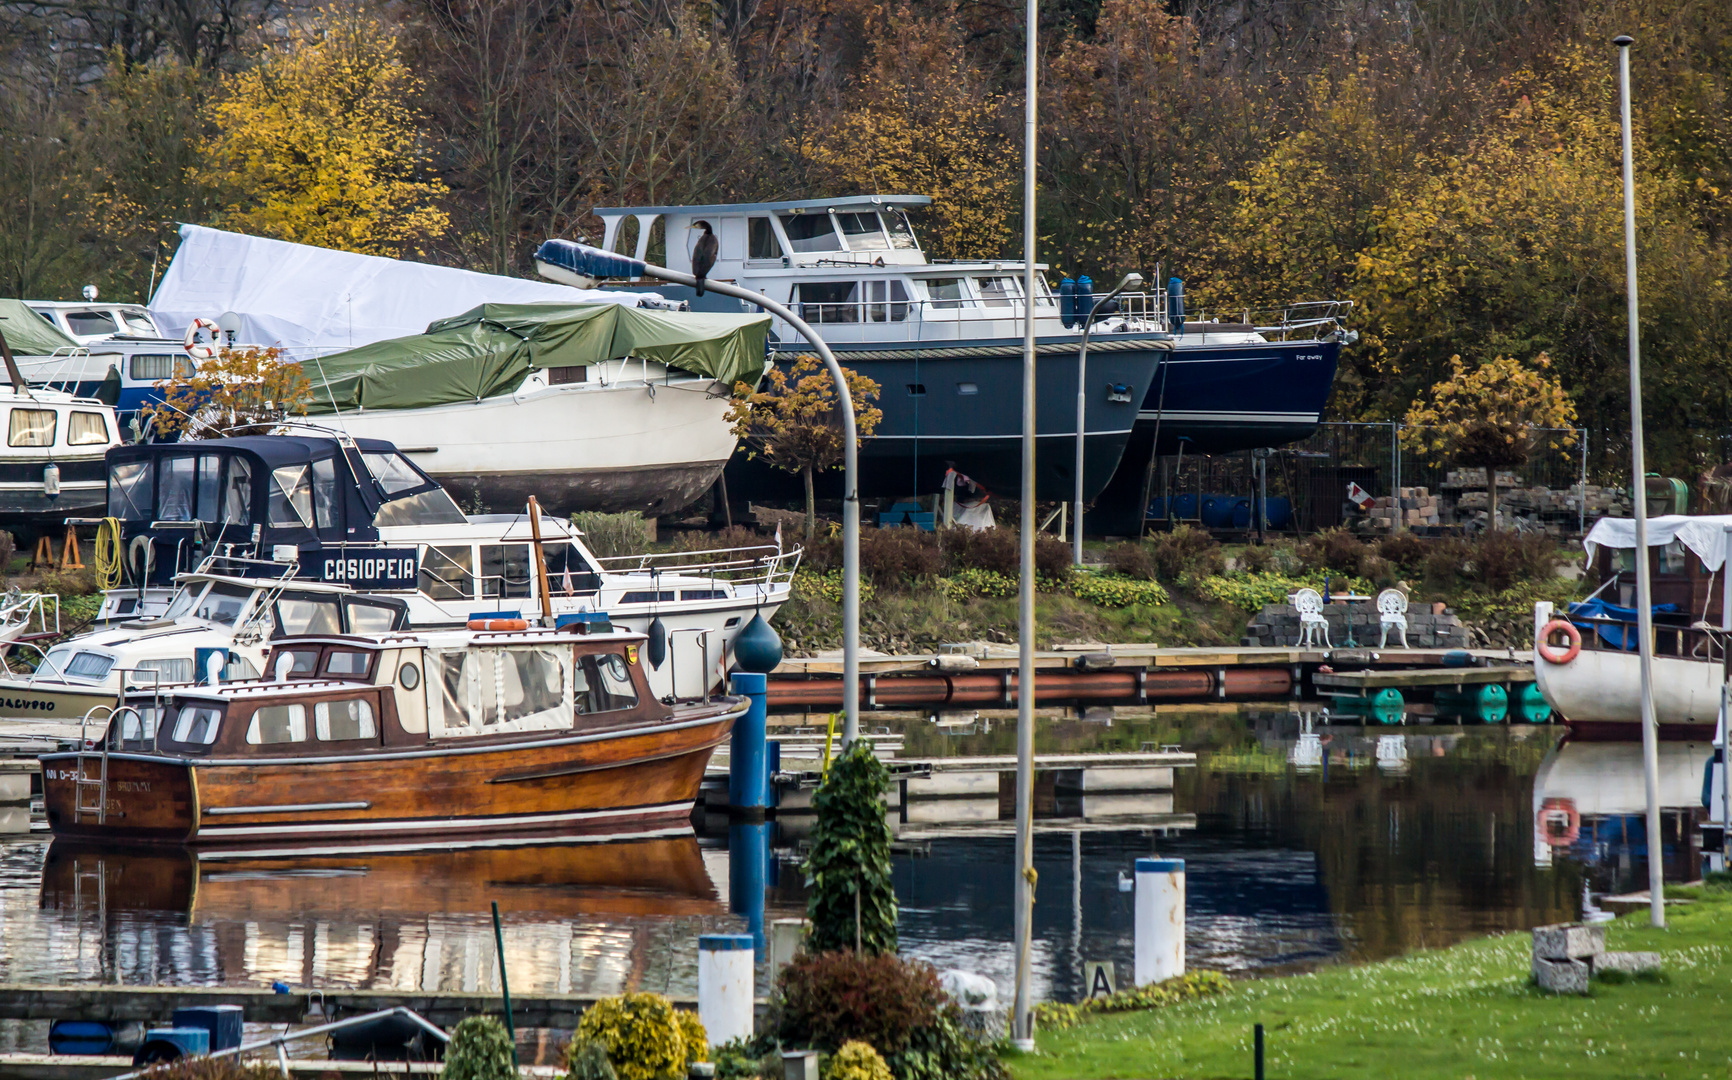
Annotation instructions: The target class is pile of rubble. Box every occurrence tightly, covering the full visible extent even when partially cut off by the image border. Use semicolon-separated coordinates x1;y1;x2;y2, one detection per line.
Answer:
1362;486;1442;530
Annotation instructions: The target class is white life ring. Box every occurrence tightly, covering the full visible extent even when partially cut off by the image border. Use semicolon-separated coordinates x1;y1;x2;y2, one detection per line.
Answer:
184;317;222;361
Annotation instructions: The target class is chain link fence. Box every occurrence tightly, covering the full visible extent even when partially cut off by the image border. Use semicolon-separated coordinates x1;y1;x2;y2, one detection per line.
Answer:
1150;422;1617;538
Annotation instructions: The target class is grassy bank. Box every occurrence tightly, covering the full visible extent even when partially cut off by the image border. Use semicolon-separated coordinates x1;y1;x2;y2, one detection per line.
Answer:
1010;888;1732;1080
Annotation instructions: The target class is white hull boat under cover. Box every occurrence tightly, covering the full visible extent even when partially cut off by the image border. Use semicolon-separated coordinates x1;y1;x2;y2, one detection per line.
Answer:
1532;601;1723;727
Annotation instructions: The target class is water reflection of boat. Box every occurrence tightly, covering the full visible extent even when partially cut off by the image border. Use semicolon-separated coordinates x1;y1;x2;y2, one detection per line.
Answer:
1530;739;1711;872
41;836;721;920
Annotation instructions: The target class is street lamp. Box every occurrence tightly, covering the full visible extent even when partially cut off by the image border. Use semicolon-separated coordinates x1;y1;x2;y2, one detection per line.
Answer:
533;239;864;744
1613;33;1664;930
1072;272;1144;564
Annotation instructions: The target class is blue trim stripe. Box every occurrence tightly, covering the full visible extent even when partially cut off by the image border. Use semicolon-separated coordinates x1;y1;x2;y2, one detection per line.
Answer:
699;934;756;951
1136;858;1184;873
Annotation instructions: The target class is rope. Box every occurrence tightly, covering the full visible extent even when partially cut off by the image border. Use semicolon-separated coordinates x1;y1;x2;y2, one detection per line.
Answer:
93;517;124;590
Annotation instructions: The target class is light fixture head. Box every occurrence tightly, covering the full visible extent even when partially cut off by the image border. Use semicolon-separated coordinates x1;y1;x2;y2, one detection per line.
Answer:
81;285;98;301
1614;34;1633;46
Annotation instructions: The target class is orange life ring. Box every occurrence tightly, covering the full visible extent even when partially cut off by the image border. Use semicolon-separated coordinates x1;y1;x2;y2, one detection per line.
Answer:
1535;618;1581;664
183;317;221;360
467;617;528;631
1537;797;1581;847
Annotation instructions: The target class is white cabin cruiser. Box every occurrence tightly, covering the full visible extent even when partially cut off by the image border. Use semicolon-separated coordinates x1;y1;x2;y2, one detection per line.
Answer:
93;434;796;701
0;310;124;524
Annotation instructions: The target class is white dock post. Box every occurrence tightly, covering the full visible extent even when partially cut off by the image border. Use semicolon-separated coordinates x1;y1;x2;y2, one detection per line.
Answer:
698;933;754;1046
1134;857;1185;985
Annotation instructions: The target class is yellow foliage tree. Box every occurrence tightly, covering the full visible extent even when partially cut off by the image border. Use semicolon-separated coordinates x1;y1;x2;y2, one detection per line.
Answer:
801;8;1016;260
145;346;312;438
727;355;882;539
1403;353;1577;529
199;10;449;256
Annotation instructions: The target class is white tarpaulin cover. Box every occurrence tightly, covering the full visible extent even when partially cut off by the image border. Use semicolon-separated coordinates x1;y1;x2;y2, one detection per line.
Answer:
1582;514;1732;571
150;225;658;352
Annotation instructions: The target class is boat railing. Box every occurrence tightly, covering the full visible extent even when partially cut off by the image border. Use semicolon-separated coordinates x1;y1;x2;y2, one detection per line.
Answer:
0;589;59;641
103;1006;448;1080
0;639;68;685
595;543;803;592
13;346;95;390
1573;614;1729;663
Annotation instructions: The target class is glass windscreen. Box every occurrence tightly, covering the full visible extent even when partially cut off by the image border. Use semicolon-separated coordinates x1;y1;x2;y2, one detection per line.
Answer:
837;212;888;250
886;212;919;250
268;465;313;527
373;486;466;527
108;460;153;519
779;214;842;253
193;584;252;626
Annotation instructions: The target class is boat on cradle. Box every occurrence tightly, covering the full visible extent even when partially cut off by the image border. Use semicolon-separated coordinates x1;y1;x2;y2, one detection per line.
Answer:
91;433;797;701
0;311;125;525
39;624;743;848
0;564;409;721
536;195;1353;513
297;301;769;517
1532;513;1732;734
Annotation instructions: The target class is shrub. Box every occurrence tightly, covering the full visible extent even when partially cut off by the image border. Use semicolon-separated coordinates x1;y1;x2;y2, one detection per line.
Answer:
1296;527;1370;575
1102;542;1158;580
666;525;769;562
0;530;13;581
713;1038;780;1079
575;994;704;1080
775;952;947;1055
1067;572;1169;608
793;570;875;606
939;568;1019;601
1148;524;1224;580
1423;531;1563;592
441;1016;516;1080
1376;532;1430;574
1033;971;1231;1031
1193;570;1372;612
858;528;943;584
806;740;897;955
571;512;656;560
824;1041;893;1080
1236;544;1277;573
565;1039;618;1080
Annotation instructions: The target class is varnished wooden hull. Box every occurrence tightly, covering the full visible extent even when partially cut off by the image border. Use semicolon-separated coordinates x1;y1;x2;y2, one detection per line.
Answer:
42;706;737;849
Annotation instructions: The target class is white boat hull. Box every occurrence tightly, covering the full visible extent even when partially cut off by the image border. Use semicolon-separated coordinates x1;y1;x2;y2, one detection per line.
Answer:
1534;645;1723;726
324;376;738;516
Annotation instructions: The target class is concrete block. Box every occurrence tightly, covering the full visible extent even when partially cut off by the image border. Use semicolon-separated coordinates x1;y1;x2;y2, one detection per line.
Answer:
1594;951;1662;976
1533;956;1591;994
1533;923;1605;961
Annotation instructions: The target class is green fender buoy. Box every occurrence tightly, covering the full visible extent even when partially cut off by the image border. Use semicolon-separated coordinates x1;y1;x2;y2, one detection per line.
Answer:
1517;682;1553;723
1372;687;1404;723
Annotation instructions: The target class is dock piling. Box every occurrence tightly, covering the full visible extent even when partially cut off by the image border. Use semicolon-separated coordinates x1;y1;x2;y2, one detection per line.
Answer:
728;673;769;814
1133;858;1185;985
697;935;755;1048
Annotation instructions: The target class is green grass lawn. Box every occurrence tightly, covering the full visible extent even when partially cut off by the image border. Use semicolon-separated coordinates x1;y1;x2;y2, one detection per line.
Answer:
1009;892;1732;1080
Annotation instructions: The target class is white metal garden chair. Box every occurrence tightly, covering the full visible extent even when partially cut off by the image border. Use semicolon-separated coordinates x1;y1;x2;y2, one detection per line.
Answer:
1377;588;1409;648
1293;588;1331;648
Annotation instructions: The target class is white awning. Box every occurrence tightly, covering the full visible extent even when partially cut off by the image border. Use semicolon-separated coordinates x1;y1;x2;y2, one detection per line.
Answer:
1582;514;1732;572
149;225;659;353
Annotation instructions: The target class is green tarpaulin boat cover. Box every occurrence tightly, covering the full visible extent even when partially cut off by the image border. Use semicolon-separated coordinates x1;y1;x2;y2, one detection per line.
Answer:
302;302;770;412
0;300;79;356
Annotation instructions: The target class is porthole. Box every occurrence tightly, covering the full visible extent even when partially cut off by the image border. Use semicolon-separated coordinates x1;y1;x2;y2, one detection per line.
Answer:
398;662;421;691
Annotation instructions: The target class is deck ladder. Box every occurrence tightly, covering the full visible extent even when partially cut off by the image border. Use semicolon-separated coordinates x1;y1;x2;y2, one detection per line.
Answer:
72;706;113;825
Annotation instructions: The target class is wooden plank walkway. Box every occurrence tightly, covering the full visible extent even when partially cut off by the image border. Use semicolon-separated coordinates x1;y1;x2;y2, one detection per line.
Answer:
774;645;1519;676
1313;665;1534;692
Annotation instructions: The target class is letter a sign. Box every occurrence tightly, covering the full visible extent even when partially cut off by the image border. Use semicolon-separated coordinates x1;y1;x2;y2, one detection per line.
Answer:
1083;961;1115;1000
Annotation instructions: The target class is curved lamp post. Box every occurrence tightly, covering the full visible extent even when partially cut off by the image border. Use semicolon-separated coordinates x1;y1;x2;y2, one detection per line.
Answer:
1072;272;1144;564
532;241;863;744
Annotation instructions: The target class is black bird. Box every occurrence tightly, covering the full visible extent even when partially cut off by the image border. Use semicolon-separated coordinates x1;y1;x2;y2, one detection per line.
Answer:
690;219;718;298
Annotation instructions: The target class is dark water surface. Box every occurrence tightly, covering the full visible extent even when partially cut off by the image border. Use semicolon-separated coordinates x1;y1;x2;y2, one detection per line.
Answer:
0;705;1692;1004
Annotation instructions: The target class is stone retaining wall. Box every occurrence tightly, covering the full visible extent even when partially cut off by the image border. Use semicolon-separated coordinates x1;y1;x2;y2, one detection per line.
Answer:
1241;603;1471;649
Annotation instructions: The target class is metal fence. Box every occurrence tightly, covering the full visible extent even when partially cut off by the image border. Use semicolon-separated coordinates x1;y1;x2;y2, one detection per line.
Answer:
1151;421;1601;537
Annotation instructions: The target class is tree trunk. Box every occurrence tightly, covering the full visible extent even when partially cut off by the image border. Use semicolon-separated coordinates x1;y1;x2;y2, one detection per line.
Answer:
1487;474;1498;531
803;464;816;541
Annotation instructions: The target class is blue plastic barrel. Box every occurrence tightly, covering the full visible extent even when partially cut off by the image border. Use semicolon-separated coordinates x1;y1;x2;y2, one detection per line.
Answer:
1201;495;1242;529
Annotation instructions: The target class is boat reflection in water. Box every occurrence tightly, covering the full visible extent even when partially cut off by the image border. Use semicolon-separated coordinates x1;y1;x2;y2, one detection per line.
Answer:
1531;739;1712;888
36;836;730;994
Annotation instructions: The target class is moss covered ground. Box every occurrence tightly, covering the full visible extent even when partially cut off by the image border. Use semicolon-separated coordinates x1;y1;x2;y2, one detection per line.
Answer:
1007;889;1732;1080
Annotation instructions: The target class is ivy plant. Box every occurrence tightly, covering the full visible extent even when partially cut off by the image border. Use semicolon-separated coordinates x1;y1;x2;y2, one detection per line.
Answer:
805;738;898;955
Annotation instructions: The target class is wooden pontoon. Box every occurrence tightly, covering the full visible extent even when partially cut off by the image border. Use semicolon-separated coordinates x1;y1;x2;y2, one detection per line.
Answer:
40;624;741;849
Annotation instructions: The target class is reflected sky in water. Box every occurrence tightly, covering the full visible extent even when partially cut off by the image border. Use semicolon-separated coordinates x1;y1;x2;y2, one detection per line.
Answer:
0;706;1699;1002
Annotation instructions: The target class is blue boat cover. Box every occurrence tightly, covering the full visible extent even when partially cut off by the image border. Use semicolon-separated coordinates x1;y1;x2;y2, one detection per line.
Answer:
1567;597;1679;650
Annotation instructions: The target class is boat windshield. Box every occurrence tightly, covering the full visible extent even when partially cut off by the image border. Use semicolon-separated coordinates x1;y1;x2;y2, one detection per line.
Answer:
779;213;842;254
192;583;254;626
836;213;887;251
161;584;206;621
42;649;115;681
117;307;159;336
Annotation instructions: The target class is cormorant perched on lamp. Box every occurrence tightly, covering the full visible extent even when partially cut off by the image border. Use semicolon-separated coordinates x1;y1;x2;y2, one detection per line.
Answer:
689;220;718;297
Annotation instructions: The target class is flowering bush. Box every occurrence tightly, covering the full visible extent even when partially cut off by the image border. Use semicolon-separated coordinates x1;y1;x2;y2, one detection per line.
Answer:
1067;571;1169;608
824;1041;893;1080
1033;970;1231;1030
575;993;706;1080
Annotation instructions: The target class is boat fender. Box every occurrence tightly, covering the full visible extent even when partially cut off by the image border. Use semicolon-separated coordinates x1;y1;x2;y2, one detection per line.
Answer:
1537;797;1581;847
1535;619;1581;665
183;317;222;360
930;653;979;673
467;617;528;631
1072;652;1115;673
732;612;783;673
127;535;154;576
646;616;668;669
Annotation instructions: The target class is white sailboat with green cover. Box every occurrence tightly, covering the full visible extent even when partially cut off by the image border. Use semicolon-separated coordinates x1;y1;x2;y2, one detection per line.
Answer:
299;302;770;516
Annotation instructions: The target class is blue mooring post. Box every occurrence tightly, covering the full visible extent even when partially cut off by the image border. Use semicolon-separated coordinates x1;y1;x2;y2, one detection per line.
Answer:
729;672;769;813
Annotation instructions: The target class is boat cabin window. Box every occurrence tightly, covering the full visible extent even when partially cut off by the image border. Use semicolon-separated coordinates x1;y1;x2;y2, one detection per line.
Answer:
480;545;533;599
312;458;340;530
225;654;260;681
245;703;306;744
118;705;161;746
867;281;911;322
373;486;468;527
223;458;252;522
428;645;572;736
130;355;195;380
118;308;158;335
315;698;376;740
1661;540;1687;575
575;652;638;713
51;650;114;681
108;460;153;520
885;212;919;251
172;705;223;745
837;212;887;251
8;409;56;447
68;412;109;445
129;658;193;687
346;598;402;634
161;584;204;621
268;465;314;528
797;282;860;324
273;595;342;636
159;457;196;520
921;278;970;309
545;543;602;593
323;649;372;677
65;310;118;337
272;646;322;677
779;213;842;254
421;545;474;600
194;584;252;626
749;217;782;259
975;276;1021;308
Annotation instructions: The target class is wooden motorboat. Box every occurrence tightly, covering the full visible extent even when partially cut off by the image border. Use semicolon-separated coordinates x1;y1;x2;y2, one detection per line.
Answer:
40;623;741;848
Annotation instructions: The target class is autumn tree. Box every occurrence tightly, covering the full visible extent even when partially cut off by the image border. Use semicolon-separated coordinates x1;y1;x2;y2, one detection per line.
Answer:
199;9;450;257
727;355;882;539
803;7;1015;260
145;346;311;437
1403;354;1578;530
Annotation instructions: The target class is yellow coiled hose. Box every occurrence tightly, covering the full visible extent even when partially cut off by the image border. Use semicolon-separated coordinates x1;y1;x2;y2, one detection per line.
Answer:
93;517;124;590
